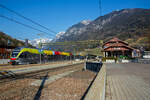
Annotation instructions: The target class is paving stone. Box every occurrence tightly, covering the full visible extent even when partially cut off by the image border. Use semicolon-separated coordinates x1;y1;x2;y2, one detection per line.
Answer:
106;63;150;100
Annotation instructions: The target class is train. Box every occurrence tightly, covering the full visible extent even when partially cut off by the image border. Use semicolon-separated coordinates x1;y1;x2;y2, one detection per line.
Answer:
10;47;75;65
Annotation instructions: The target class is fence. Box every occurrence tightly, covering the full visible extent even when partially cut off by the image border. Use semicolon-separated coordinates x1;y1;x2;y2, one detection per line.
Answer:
85;62;103;72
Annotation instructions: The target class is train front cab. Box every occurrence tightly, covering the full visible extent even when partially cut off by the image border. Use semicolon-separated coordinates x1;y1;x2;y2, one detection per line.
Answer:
10;51;19;65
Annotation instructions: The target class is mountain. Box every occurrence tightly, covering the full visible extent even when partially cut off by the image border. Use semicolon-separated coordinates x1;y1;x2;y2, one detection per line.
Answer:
0;31;53;48
53;8;150;43
52;20;91;42
52;31;65;42
0;31;25;47
29;38;52;47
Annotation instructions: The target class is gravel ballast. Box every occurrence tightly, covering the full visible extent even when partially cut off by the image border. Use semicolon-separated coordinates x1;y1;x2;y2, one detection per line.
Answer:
0;64;96;100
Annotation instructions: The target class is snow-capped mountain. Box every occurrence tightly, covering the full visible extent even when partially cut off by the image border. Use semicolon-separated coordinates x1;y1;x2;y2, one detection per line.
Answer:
80;20;91;25
52;31;65;42
52;20;91;42
52;8;150;42
30;38;52;47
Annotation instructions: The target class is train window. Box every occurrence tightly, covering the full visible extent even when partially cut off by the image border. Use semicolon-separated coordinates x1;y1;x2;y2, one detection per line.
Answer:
19;53;24;58
24;53;27;58
14;47;21;51
11;52;19;57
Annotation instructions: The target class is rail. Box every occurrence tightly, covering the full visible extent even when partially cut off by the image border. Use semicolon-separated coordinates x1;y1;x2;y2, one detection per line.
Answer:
0;62;84;83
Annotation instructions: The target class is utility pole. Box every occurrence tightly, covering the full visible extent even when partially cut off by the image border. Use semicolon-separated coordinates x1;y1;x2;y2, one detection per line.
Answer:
40;40;42;64
37;33;42;64
72;45;76;61
74;48;75;61
25;39;29;47
99;0;102;16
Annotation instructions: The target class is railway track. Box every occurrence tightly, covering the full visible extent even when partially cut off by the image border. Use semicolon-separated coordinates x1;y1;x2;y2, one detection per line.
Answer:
0;63;84;84
0;62;96;100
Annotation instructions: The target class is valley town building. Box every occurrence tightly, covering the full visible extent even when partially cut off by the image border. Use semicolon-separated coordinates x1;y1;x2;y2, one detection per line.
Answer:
102;38;140;58
0;45;15;59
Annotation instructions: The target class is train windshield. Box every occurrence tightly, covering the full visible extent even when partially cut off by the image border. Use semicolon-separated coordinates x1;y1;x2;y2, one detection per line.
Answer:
11;52;19;57
11;47;21;57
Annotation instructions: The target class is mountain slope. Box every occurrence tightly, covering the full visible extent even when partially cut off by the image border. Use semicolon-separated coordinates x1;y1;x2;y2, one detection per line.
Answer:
0;31;25;47
53;8;150;42
53;20;91;42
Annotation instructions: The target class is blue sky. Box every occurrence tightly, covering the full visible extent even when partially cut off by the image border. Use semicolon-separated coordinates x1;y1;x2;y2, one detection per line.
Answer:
0;0;150;40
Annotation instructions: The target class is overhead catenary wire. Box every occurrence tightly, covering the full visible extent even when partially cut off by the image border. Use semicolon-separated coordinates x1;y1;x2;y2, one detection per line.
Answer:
99;0;102;16
0;4;57;35
0;14;54;38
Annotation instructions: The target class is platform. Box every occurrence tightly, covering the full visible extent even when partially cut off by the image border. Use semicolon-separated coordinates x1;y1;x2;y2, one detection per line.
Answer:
0;59;9;65
106;63;150;100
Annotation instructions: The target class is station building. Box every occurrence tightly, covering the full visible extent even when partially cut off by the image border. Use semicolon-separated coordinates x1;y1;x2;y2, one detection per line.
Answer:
0;45;15;59
102;37;140;58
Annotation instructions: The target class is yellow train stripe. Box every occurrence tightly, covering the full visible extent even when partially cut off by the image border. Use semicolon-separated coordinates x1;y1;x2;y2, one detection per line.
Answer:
43;50;53;55
0;71;7;75
15;48;72;59
16;48;39;58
